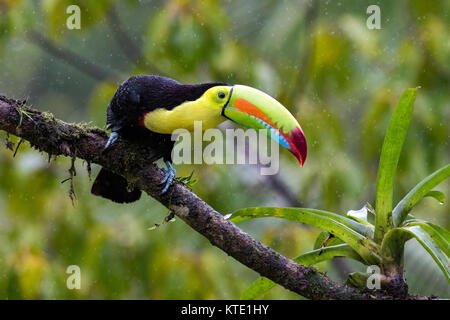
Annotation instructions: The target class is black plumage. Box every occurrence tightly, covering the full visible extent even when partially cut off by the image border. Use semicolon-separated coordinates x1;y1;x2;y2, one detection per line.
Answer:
91;168;142;203
106;75;226;133
92;75;227;203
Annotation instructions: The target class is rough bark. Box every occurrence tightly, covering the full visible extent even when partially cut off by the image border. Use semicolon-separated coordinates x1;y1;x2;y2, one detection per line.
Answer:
0;95;432;300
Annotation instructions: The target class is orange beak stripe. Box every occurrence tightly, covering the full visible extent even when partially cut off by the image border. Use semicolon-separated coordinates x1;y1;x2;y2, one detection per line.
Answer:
234;98;279;130
234;98;301;156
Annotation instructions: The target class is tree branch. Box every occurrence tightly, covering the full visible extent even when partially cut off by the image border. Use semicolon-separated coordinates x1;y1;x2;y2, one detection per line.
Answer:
105;4;166;77
106;5;144;65
0;95;431;300
28;30;121;82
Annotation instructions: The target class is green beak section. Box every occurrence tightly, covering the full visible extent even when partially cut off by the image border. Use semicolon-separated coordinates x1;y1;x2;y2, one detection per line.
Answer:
222;85;307;166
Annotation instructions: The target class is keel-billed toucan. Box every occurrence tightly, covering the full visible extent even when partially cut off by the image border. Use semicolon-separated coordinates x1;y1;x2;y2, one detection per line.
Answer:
91;75;307;203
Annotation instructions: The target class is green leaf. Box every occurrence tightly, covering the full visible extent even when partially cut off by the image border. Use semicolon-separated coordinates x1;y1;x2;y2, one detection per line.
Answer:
424;223;450;243
381;226;450;282
404;220;450;243
346;272;369;289
241;244;364;299
392;164;450;226
240;277;278;300
230;207;380;264
425;191;446;204
313;231;343;250
231;207;374;238
402;220;450;257
375;88;418;243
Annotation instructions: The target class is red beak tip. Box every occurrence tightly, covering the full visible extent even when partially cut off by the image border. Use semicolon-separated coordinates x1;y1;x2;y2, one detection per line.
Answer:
296;155;305;167
289;127;307;167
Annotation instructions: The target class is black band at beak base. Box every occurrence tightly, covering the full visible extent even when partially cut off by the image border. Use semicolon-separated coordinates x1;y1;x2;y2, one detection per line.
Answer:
221;87;234;120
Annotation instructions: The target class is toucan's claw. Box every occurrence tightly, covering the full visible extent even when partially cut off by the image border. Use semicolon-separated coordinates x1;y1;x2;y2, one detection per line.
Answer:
160;161;176;194
104;132;119;150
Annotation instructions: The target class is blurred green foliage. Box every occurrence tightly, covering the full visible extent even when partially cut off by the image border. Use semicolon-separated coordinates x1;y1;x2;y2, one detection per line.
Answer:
0;0;448;299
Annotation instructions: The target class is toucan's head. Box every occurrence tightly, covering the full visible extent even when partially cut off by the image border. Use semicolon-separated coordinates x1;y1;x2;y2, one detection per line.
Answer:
142;79;307;166
200;84;307;166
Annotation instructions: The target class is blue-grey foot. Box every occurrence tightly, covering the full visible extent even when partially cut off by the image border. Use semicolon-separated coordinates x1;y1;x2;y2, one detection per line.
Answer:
159;161;176;194
104;132;119;150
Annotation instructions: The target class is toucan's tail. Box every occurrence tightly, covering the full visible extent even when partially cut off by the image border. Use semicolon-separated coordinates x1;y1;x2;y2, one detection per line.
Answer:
91;168;141;203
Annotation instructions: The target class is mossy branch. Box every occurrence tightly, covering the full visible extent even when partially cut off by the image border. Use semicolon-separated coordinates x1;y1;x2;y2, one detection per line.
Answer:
0;95;434;300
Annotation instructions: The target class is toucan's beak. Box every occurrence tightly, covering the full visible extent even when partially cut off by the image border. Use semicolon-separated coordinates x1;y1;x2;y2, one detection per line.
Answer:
222;85;307;166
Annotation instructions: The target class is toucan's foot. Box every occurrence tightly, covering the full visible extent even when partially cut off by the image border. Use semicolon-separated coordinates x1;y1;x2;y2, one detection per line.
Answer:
104;132;119;150
159;161;176;194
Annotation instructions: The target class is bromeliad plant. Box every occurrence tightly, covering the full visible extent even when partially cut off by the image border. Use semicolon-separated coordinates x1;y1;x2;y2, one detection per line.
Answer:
229;88;450;299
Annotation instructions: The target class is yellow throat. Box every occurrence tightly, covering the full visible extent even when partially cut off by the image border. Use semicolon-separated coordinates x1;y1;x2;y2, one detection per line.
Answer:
142;88;228;133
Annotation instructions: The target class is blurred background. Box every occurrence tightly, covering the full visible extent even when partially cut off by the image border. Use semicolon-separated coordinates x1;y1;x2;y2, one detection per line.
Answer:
0;0;449;299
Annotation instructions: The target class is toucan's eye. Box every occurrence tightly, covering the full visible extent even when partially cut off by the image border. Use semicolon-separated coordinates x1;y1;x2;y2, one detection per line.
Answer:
218;92;226;99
